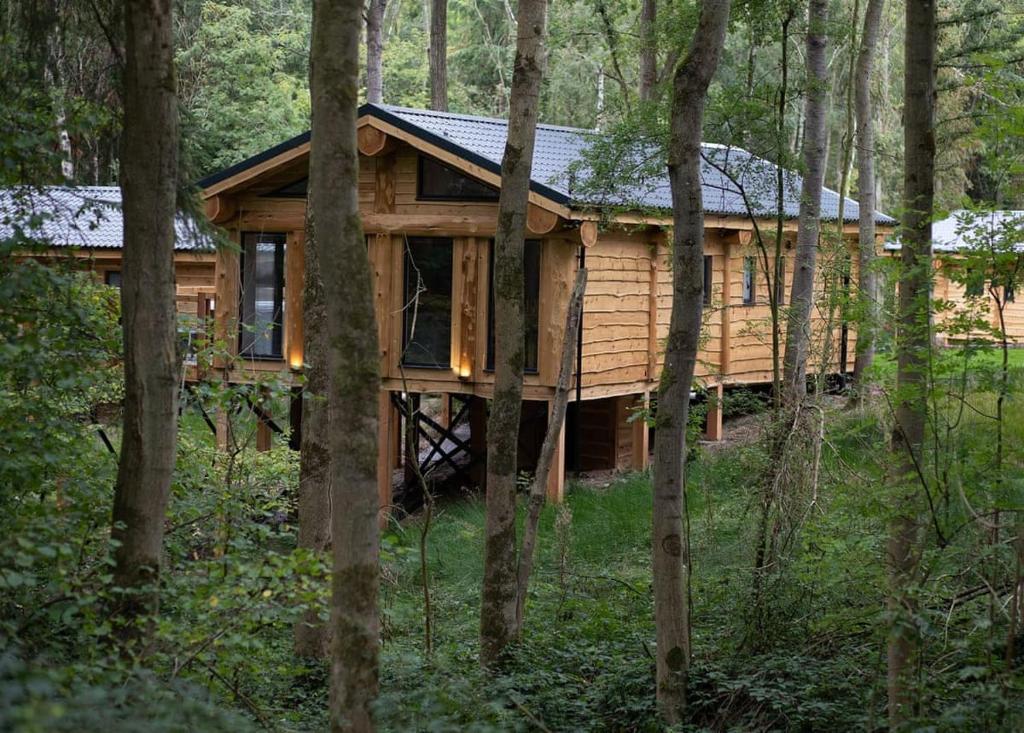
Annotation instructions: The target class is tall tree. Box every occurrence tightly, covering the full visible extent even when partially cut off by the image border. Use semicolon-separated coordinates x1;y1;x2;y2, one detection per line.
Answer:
366;0;386;104
638;0;657;101
308;0;381;728
653;0;730;722
428;0;447;111
888;0;935;725
294;232;331;658
479;0;548;667
852;0;885;383
110;0;180;634
782;0;829;404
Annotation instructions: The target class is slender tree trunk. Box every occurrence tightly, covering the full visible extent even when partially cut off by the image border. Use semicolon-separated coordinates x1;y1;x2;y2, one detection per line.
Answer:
479;0;548;668
782;0;829;405
366;0;386;104
888;0;935;725
111;0;180;637
309;0;381;729
428;0;447;111
852;0;885;383
638;0;656;101
654;0;730;722
514;268;587;634
294;214;331;659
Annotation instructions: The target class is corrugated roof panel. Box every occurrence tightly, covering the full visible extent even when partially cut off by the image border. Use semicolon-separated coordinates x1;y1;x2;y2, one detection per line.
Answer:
0;187;213;251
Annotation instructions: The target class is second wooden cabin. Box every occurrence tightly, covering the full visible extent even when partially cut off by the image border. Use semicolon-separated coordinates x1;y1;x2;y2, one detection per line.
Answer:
197;104;895;506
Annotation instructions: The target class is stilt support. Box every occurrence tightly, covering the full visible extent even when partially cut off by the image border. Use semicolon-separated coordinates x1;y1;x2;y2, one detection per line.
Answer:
704;383;724;442
546;399;566;503
377;390;397;525
631;392;650;470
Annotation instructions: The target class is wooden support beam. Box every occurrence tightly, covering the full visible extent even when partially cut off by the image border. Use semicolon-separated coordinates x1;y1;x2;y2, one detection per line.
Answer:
357;125;395;157
213;231;240;369
527;204;561;235
204;194;237;224
285;230;305;370
255;387;272;452
438;393;451;428
377;390;396;524
216;405;232;451
545;399;566;502
704;383;724;442
631;392;650;471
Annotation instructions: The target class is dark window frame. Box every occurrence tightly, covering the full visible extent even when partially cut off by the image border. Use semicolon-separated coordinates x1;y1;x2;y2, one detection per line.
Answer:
104;270;122;289
239;231;287;360
402;236;454;369
703;255;713;306
742;256;757;305
416;155;500;202
486;239;541;374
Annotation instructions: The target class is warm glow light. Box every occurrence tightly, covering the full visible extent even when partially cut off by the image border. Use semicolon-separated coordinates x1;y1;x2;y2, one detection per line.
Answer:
458;358;471;379
289;351;303;370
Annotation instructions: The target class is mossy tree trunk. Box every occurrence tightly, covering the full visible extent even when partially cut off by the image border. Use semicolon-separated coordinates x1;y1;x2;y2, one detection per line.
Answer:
111;0;180;638
366;0;386;104
888;0;935;725
428;0;447;111
309;0;381;729
782;0;829;405
653;0;730;723
479;0;548;668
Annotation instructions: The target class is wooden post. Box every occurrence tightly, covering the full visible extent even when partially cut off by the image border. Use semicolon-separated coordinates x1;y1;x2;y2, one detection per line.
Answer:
216;404;232;451
377;390;396;524
403;393;421;487
288;385;302;451
285;230;305;369
213;230;240;370
545;399;566;502
469;396;487;487
438;392;451;428
255;391;272;452
703;383;724;442
631;392;650;470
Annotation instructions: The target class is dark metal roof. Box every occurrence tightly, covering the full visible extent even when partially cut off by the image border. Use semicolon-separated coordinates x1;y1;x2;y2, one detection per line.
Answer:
0;186;213;251
198;103;896;225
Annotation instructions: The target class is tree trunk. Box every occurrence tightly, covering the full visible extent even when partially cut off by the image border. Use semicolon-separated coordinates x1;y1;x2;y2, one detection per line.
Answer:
479;0;548;668
110;0;180;638
428;0;447;111
782;0;829;405
638;0;656;101
654;0;730;723
851;0;885;383
294;210;331;659
309;0;381;729
514;267;587;634
888;0;935;726
366;0;386;104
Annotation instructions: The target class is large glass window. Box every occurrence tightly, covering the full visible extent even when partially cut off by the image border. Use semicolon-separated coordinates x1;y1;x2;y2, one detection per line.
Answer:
240;232;286;359
487;239;541;373
417;155;500;201
742;256;757;305
403;237;454;368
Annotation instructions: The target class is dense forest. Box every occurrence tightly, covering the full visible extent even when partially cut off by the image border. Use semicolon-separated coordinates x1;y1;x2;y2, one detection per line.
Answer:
3;0;1024;731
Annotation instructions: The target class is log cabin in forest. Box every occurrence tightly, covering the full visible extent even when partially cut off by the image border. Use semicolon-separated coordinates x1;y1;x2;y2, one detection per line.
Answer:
885;210;1024;345
2;186;216;322
193;104;895;507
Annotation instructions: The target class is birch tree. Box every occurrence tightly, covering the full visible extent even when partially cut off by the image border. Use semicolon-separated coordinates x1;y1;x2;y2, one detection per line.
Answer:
479;0;548;667
888;0;935;724
782;0;829;404
110;0;180;636
852;0;885;383
652;0;730;722
309;0;381;728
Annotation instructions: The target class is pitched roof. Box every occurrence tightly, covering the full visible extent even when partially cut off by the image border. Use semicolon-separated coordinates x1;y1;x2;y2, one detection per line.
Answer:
885;210;1024;252
198;103;895;225
0;186;213;251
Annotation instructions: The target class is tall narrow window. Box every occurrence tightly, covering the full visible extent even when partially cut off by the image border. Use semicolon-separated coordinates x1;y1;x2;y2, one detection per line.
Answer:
775;256;786;305
703;255;713;306
742;256;756;305
403;237;453;368
487;239;541;373
240;232;286;359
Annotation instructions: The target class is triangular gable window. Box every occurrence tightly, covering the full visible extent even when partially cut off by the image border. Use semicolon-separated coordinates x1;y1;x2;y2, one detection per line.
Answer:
417;155;499;201
265;178;308;197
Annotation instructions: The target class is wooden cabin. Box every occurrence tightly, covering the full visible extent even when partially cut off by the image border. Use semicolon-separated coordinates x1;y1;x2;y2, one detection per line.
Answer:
197;104;895;506
885;210;1024;345
2;186;217;320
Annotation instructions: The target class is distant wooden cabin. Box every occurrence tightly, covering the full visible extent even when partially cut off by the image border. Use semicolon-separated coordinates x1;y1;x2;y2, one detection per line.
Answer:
885;210;1024;345
198;104;895;505
2;186;216;320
